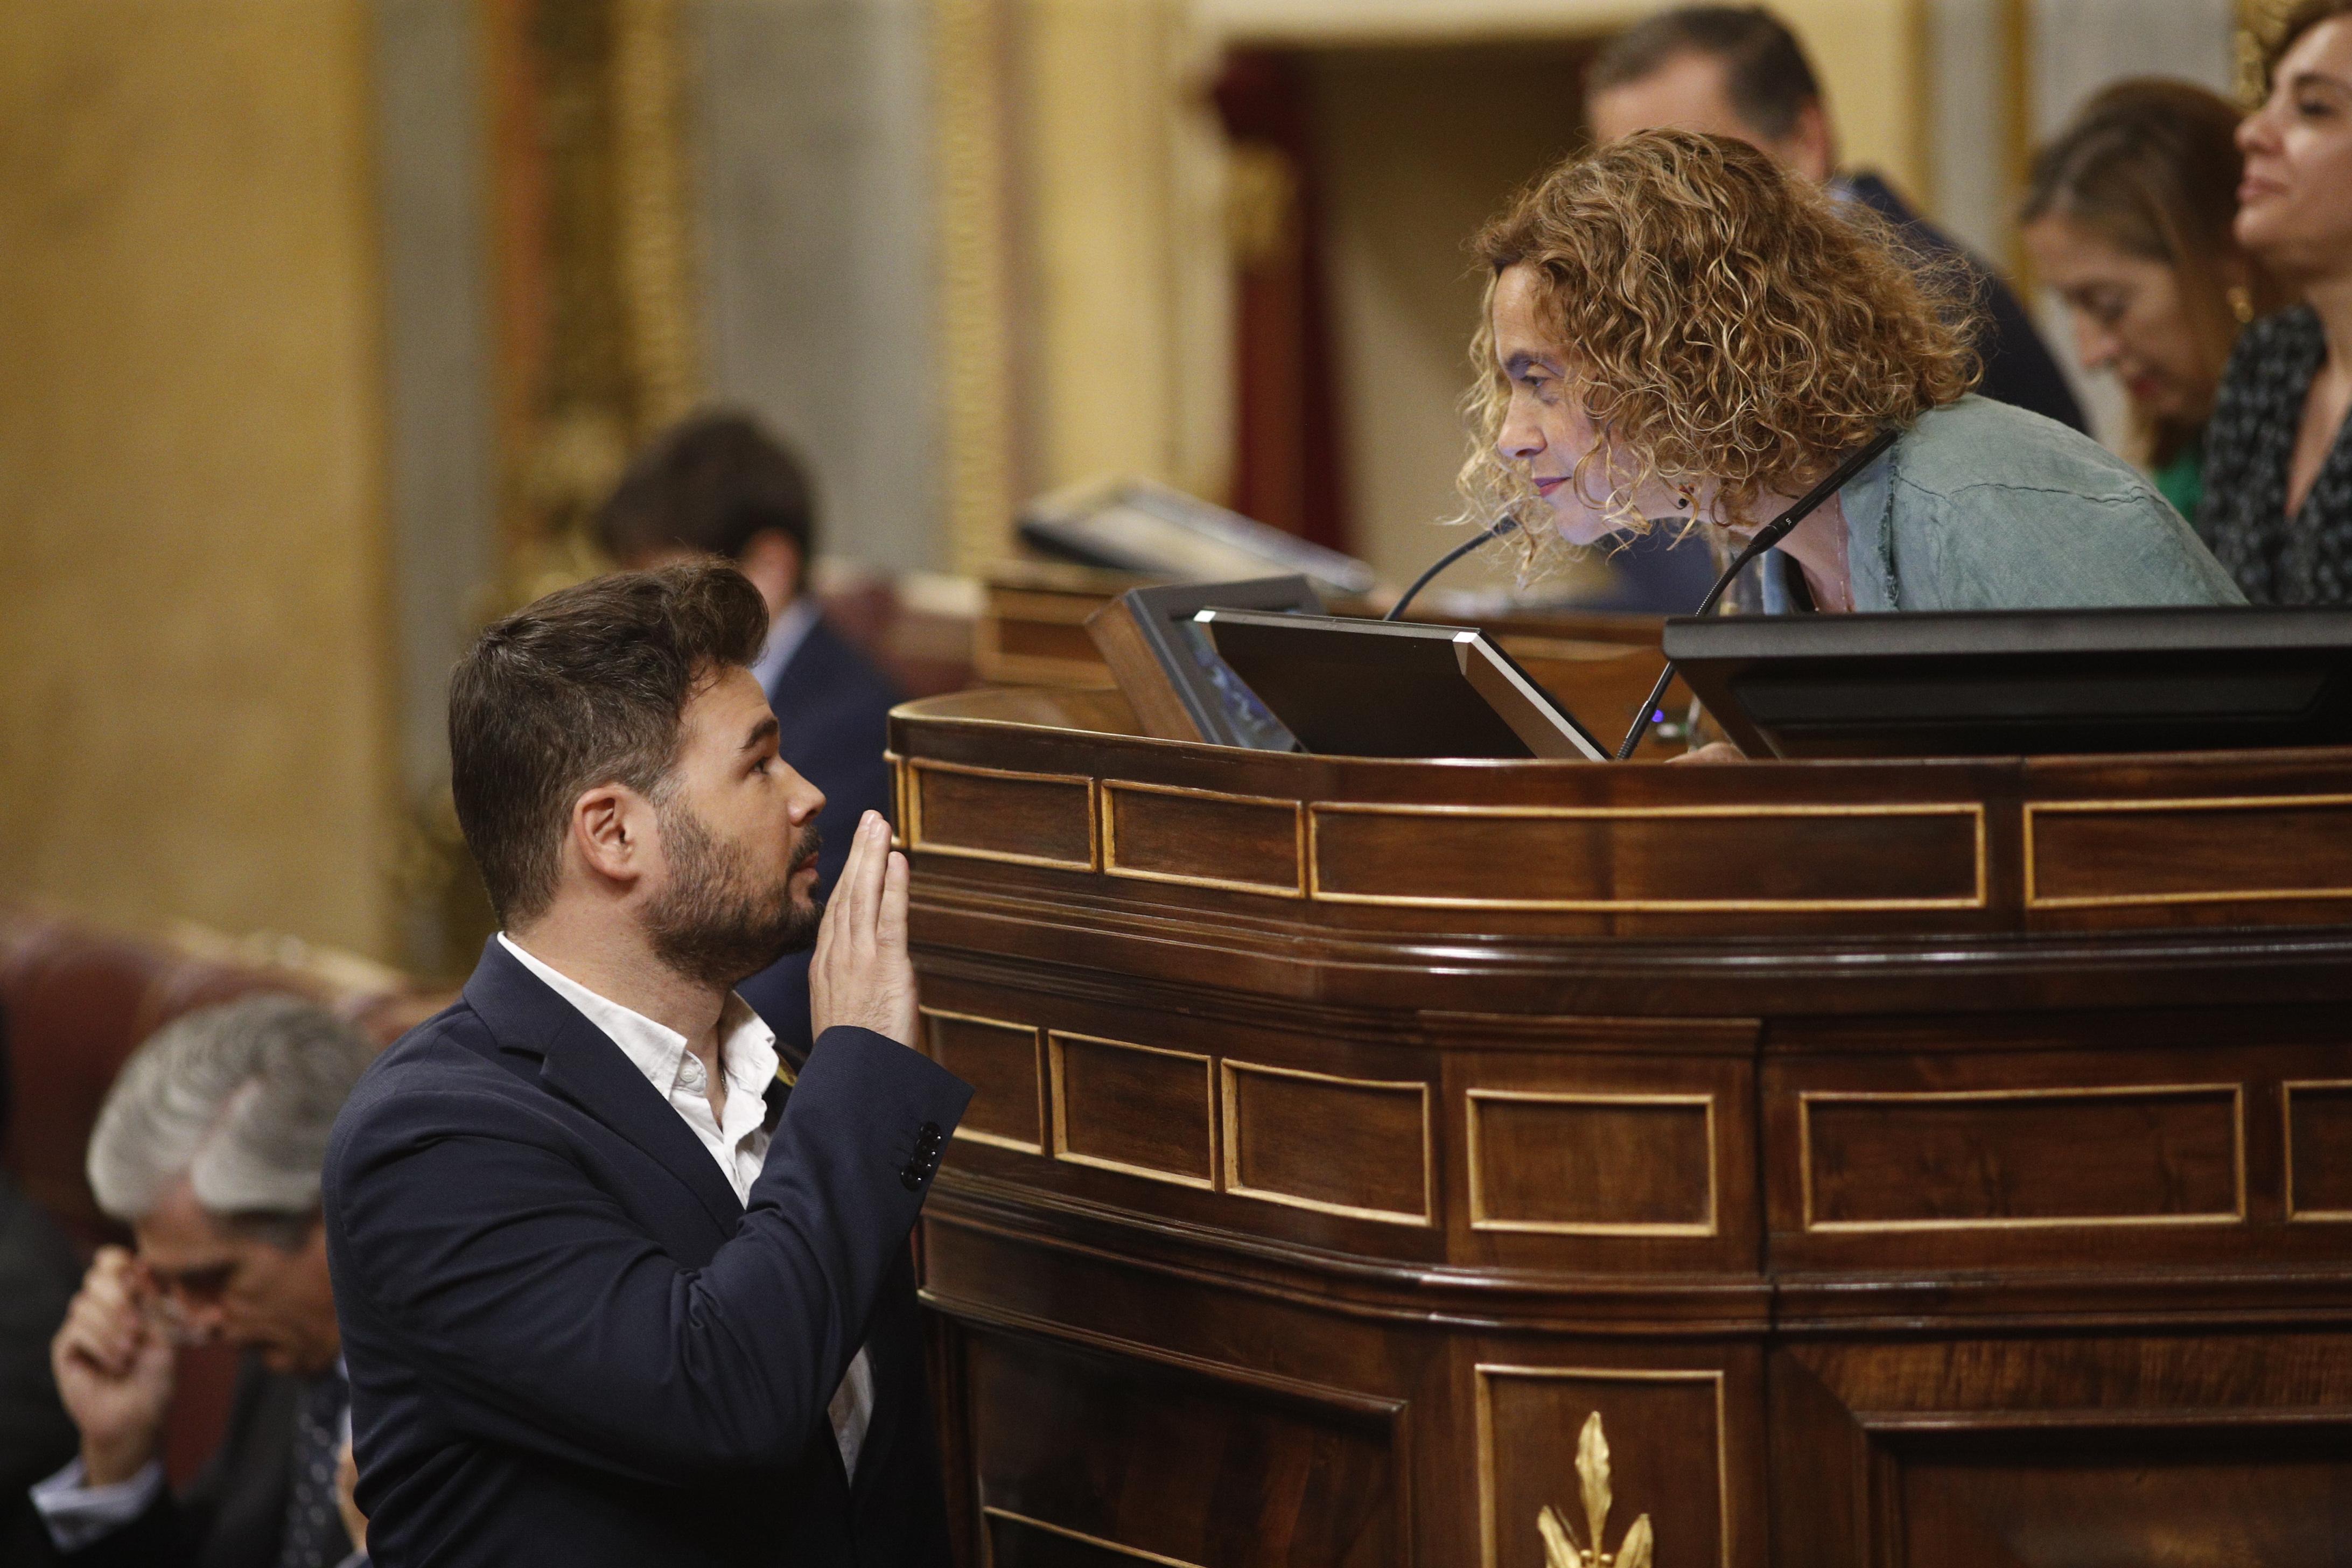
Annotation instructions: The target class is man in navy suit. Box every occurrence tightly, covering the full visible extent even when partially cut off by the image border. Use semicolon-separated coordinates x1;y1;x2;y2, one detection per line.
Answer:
1585;5;2088;435
594;413;904;1061
323;563;970;1567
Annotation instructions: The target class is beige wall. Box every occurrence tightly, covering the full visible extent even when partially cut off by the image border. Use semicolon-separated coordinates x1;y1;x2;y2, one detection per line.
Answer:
0;3;397;959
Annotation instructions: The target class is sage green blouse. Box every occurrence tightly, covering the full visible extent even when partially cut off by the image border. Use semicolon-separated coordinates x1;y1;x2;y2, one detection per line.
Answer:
1825;396;2244;612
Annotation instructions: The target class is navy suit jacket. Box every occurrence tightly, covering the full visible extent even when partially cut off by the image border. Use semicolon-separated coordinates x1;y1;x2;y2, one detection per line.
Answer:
323;940;971;1568
740;613;905;1061
1838;171;2087;436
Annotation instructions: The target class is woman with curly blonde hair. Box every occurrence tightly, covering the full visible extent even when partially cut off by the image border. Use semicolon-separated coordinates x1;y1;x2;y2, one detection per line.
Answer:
1465;131;2241;612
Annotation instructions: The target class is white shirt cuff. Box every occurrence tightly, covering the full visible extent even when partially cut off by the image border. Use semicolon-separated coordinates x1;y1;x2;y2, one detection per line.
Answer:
29;1455;165;1553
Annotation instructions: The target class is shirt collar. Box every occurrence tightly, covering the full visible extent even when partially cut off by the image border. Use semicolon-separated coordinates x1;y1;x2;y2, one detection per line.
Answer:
749;596;822;694
495;934;778;1105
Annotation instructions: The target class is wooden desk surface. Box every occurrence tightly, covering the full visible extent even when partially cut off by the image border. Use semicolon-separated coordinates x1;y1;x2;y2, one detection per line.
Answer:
894;687;2352;1568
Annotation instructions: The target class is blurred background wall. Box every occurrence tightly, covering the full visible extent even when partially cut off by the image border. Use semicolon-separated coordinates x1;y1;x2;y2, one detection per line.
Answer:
0;0;2258;974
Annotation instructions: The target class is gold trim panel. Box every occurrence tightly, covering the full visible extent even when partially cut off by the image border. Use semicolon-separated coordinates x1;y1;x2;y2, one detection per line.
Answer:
1048;1031;1217;1191
1474;1364;1731;1568
2284;1078;2352;1222
981;1506;1205;1568
1306;801;1988;913
883;751;906;849
918;1005;1046;1156
1217;1060;1433;1226
2023;793;2352;910
905;757;1101;872
1100;779;1307;898
1464;1090;1718;1236
1797;1083;2248;1233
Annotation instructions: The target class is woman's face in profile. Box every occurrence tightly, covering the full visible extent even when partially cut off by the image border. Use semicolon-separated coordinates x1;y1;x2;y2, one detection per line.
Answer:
2238;18;2352;279
2021;214;2224;426
1489;263;1686;545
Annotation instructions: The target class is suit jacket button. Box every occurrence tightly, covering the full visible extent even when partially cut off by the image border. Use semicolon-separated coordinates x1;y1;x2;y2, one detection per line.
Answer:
919;1121;942;1145
901;1164;924;1192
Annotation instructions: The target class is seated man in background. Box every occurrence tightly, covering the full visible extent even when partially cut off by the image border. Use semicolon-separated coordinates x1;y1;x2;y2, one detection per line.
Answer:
29;995;376;1568
0;1005;83;1559
1585;4;2088;435
594;412;903;1060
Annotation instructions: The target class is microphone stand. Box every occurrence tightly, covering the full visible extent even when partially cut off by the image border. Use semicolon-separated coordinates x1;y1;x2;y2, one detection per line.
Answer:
1613;429;1900;760
1385;516;1520;621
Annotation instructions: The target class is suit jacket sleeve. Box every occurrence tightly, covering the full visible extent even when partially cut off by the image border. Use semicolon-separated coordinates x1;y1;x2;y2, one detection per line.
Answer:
328;1025;969;1488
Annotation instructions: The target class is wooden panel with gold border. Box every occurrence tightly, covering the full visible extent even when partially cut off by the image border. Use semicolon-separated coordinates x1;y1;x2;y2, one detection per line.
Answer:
906;757;1098;871
1475;1363;1732;1568
1466;1090;1717;1236
1049;1031;1217;1189
1219;1060;1433;1226
1307;801;1986;912
1100;779;1305;898
2024;793;2352;911
1798;1084;2248;1233
2285;1079;2352;1221
921;1006;1046;1154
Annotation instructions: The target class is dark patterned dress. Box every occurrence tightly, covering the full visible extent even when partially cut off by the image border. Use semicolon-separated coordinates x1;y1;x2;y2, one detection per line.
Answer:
2197;306;2352;603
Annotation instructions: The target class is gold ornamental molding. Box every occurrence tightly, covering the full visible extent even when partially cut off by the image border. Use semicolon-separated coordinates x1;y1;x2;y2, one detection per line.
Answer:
902;757;1101;872
1475;1366;1730;1568
1539;1413;1654;1568
2022;794;2352;911
1464;1090;1719;1238
1217;1059;1434;1227
980;1507;1204;1567
1101;779;1310;899
1306;800;1989;914
2283;1079;2352;1222
1797;1083;2249;1234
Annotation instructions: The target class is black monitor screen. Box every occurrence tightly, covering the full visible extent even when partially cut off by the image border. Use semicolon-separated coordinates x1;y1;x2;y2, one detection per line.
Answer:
1665;606;2352;759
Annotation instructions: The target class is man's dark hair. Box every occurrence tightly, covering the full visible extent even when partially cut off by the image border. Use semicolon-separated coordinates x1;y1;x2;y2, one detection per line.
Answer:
449;563;769;925
593;410;817;566
1586;6;1822;142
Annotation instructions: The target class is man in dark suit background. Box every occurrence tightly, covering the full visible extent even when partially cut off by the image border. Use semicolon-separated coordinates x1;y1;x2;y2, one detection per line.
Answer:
26;995;375;1568
593;412;905;1061
325;563;970;1567
1585;4;2089;435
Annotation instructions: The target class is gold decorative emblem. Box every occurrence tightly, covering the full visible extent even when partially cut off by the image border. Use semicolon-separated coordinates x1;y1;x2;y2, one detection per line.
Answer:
1538;1413;1654;1568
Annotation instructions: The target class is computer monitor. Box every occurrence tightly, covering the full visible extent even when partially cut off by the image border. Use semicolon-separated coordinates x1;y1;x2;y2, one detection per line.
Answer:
1196;610;1608;760
1664;605;2352;759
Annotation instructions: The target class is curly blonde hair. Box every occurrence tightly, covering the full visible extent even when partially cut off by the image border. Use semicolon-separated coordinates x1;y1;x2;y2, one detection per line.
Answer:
1458;131;1979;570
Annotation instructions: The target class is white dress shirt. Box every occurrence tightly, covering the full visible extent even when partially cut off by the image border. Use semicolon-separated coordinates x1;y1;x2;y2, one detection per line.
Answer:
498;935;874;1479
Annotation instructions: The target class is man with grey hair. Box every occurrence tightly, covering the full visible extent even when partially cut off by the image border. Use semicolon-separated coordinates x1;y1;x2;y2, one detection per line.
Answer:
26;993;377;1568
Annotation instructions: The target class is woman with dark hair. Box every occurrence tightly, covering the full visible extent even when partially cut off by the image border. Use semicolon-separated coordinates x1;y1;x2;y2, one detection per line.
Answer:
1460;130;2241;614
2200;1;2352;600
2022;79;2277;520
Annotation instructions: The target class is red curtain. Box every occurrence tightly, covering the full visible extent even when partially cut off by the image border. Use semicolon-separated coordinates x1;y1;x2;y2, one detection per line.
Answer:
1213;50;1350;554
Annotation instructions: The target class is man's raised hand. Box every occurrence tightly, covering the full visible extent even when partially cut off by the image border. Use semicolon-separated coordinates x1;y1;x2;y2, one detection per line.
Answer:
809;811;918;1048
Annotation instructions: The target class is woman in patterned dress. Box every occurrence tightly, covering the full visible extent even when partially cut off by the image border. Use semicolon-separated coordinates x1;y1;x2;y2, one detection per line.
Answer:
2200;2;2352;600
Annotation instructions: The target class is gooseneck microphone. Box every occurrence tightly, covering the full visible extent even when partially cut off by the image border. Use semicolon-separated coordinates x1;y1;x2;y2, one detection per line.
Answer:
1613;428;1901;760
1385;515;1521;621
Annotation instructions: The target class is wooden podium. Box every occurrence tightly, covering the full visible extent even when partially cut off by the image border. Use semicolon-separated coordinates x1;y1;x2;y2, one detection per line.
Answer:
891;685;2352;1568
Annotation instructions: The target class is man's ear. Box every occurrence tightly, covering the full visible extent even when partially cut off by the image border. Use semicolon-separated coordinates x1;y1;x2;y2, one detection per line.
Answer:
570;783;652;889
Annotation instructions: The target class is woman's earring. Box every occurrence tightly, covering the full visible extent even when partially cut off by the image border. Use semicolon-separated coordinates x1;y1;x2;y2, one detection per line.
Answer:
2228;284;2255;325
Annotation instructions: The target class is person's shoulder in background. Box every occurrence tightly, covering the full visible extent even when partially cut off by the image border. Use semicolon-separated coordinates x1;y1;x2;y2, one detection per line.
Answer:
1837;170;2088;435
